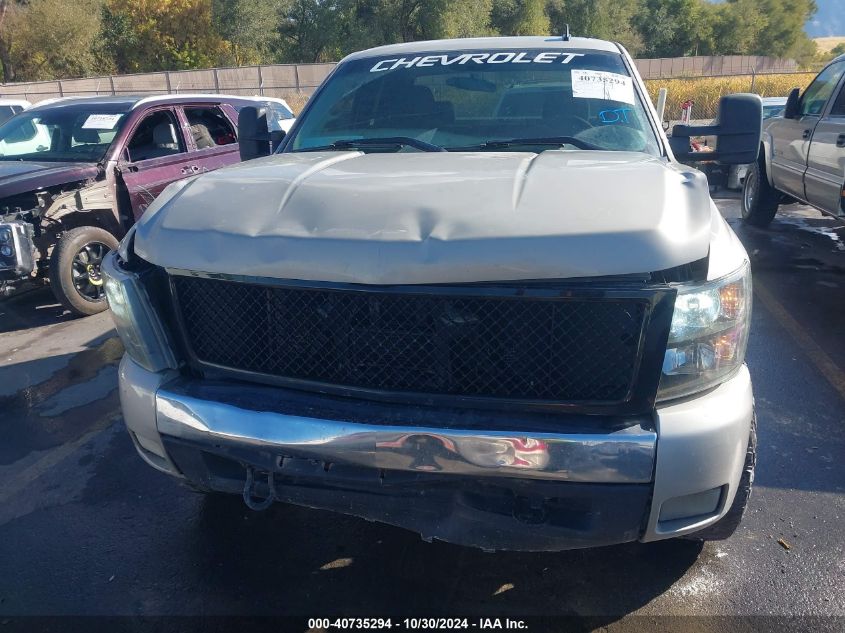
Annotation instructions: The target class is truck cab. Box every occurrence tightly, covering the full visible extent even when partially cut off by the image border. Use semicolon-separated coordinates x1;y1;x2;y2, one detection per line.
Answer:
743;55;845;225
106;36;763;552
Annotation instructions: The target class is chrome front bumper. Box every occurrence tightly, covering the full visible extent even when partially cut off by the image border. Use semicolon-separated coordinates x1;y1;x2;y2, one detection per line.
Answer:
120;356;754;549
155;387;656;485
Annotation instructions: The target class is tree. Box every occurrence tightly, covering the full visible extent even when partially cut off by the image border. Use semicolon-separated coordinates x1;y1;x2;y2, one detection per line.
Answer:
212;0;287;66
438;0;494;39
5;0;103;81
96;0;229;73
707;0;766;55
491;0;549;36
747;0;817;59
276;0;346;63
634;0;710;57
547;0;643;55
0;0;16;82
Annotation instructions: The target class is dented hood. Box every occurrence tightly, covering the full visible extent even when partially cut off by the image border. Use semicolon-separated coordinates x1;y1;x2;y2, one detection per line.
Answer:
0;161;99;200
134;151;713;284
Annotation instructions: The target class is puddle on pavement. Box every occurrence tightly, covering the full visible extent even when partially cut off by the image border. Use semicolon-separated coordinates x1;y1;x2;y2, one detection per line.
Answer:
0;336;124;466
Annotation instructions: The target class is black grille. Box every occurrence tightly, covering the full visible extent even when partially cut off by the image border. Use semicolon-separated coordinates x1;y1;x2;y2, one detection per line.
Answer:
172;276;650;404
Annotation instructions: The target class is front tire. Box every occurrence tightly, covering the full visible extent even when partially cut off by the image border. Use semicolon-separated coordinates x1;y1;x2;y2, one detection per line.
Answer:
685;414;757;541
49;226;119;317
741;160;779;227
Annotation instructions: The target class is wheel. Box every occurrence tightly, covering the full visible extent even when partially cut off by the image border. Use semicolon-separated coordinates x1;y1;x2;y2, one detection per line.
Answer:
741;160;779;227
49;226;119;316
685;414;757;541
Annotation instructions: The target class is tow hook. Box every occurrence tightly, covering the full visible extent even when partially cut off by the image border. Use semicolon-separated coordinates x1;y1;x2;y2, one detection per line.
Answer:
242;465;276;511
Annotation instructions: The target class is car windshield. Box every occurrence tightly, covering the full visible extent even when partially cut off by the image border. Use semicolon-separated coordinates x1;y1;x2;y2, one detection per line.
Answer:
288;48;661;155
0;103;129;162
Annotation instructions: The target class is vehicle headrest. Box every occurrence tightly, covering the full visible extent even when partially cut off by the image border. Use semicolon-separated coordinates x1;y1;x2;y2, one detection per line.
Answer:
73;128;100;144
153;122;178;147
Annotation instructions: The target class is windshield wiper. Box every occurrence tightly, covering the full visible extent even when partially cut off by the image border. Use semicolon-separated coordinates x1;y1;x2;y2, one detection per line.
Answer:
298;137;446;153
448;136;604;152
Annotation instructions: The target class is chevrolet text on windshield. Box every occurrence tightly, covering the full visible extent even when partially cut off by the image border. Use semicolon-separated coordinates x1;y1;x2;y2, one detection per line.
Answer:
369;51;586;71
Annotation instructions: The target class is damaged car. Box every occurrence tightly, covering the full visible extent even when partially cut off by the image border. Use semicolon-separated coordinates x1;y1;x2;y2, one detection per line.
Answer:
107;36;762;551
0;94;293;315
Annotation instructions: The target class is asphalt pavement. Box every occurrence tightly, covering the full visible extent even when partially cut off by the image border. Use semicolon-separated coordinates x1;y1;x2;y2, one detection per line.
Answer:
0;197;843;631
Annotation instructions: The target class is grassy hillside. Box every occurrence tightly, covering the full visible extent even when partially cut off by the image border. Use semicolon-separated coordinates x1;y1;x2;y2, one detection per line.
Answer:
814;37;845;54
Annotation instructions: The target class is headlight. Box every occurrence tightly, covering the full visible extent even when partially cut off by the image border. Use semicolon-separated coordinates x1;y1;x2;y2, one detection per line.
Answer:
102;252;178;373
657;262;751;401
0;221;36;276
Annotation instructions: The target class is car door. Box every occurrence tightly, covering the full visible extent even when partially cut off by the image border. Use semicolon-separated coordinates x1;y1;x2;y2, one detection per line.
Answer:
179;104;240;174
805;69;845;216
118;108;191;220
770;62;845;201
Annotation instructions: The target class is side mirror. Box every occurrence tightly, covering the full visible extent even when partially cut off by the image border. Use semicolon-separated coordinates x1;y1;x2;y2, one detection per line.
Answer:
669;93;762;165
784;87;801;119
237;106;285;161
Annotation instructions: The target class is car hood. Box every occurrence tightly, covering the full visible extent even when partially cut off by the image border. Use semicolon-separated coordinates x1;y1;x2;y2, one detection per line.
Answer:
0;161;100;199
134;151;713;284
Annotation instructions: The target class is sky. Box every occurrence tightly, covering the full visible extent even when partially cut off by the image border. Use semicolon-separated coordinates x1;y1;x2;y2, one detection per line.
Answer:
805;0;844;37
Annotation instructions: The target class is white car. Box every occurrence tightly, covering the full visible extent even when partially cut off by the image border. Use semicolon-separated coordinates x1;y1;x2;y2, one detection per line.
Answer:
0;98;31;125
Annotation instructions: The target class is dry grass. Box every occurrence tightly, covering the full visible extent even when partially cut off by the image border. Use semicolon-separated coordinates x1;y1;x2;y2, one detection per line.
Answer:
281;92;310;115
644;73;815;119
814;37;845;54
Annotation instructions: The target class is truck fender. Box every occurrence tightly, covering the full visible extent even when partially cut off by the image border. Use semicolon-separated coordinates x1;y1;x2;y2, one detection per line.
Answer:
759;131;774;187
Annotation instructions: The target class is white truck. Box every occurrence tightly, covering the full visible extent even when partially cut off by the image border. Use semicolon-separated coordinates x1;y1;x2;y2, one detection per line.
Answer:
105;36;762;551
742;54;845;226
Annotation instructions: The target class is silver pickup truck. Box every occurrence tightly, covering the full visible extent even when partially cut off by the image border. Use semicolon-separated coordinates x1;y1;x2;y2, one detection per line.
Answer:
742;54;845;226
104;36;762;551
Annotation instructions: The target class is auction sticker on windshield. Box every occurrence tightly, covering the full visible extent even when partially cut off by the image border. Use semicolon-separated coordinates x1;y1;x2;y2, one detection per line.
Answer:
571;69;635;104
81;114;123;129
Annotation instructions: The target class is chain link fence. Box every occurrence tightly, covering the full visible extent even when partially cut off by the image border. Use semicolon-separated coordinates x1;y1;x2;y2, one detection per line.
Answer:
646;71;819;126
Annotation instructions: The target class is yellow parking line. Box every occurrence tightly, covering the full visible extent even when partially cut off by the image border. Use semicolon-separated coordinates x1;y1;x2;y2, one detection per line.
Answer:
754;280;845;403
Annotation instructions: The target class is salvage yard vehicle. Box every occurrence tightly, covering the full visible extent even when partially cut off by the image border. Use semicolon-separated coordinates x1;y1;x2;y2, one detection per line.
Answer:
0;98;31;125
742;54;845;226
0;94;294;315
107;36;762;551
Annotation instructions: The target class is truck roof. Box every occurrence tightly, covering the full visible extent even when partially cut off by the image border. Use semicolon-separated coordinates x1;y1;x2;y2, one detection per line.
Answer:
342;36;621;62
28;94;287;112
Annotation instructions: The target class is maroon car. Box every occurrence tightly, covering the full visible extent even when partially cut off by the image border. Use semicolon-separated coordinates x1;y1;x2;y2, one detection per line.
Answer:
0;94;294;315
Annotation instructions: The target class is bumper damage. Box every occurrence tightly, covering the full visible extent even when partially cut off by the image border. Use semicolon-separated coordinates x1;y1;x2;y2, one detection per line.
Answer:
119;356;754;551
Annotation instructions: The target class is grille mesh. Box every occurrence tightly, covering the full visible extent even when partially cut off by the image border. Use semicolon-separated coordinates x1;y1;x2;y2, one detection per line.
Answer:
173;276;648;403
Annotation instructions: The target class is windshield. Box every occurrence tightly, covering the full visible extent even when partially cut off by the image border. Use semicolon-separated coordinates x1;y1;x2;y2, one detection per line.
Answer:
287;49;660;155
0;104;128;162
